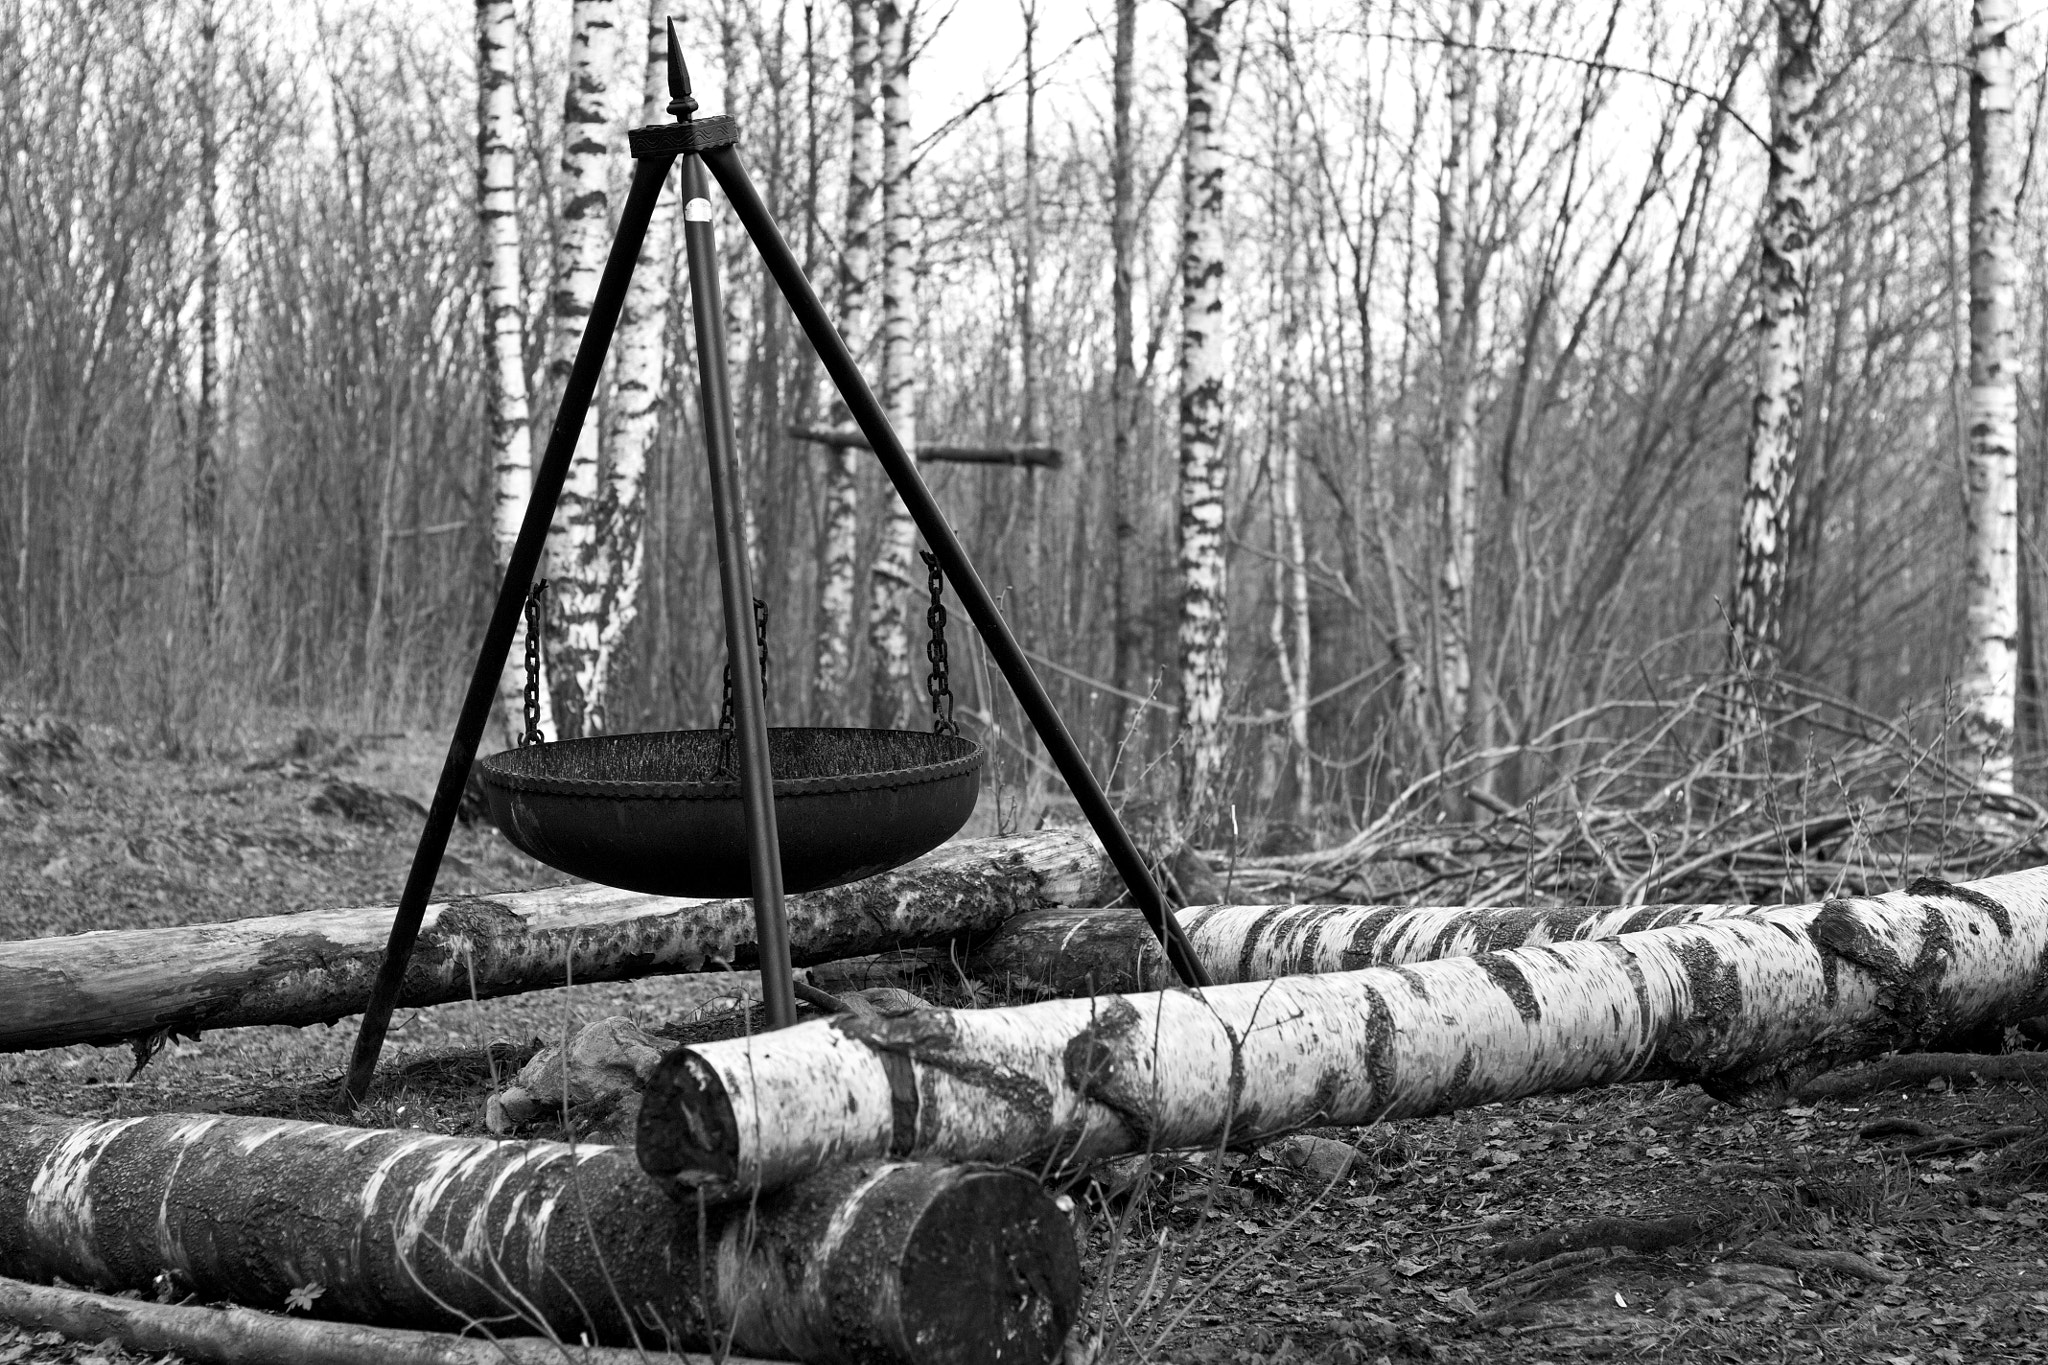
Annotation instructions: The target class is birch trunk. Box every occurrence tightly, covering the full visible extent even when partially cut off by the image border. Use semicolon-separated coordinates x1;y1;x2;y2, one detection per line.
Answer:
0;1275;787;1365
479;0;551;746
814;0;878;721
542;0;621;741
191;0;221;626
1271;194;1312;823
641;870;2048;1194
1730;0;1820;677
583;2;675;733
1108;0;1142;757
1176;0;1230;808
0;831;1115;1054
865;1;919;732
1964;0;2021;792
0;1116;1079;1365
1434;0;1480;741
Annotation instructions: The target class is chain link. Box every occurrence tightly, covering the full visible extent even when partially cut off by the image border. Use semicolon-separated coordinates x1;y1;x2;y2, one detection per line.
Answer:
519;579;548;747
922;551;955;737
718;598;770;732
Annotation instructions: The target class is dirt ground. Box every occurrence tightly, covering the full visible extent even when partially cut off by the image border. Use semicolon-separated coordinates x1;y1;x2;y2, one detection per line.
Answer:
4;725;2048;1364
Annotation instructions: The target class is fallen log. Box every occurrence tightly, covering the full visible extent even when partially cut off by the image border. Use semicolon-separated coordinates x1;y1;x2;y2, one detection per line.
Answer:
0;1113;1078;1365
0;1274;784;1365
971;896;1760;994
638;870;2048;1195
0;828;1113;1054
788;425;1064;468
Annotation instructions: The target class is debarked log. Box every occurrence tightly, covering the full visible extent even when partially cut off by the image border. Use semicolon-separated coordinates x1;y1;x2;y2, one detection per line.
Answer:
0;1113;1079;1365
639;869;2048;1195
0;1274;787;1365
0;828;1114;1053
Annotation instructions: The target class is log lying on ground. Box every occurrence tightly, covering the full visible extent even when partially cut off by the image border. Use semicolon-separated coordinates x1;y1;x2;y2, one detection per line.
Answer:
639;870;2048;1195
0;828;1114;1054
0;1113;1078;1365
977;883;2001;993
0;1275;786;1365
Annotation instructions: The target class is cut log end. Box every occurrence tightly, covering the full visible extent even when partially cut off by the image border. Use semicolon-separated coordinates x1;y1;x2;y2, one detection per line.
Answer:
892;1168;1081;1364
636;1046;739;1185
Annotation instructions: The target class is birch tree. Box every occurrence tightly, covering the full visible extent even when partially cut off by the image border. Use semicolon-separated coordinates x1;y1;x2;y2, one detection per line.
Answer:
542;0;621;740
1434;0;1481;742
1177;0;1231;806
191;0;221;626
1730;0;1821;679
1109;0;1142;756
814;0;878;721
1963;0;2020;791
478;0;549;745
866;0;919;731
587;0;676;729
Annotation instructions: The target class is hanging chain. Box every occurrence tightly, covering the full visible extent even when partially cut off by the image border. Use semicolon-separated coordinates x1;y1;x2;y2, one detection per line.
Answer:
519;579;549;748
718;598;770;732
922;551;956;737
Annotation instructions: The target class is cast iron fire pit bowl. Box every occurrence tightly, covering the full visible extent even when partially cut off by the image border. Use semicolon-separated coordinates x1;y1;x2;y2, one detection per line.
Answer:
476;727;984;897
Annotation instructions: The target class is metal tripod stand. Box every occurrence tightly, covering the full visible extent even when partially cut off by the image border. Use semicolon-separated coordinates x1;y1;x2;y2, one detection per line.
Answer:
339;22;1210;1110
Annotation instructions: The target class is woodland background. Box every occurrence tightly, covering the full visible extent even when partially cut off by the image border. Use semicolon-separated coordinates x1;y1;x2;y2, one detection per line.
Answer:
1;0;2039;847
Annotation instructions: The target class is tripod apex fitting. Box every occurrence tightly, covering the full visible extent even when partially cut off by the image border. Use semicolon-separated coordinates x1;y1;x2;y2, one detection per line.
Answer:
665;18;698;121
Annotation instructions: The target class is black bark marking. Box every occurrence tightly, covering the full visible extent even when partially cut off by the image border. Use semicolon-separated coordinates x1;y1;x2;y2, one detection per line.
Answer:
1812;901;1959;1046
1904;875;2014;938
1356;986;1399;1118
1649;938;1747;1075
838;1011;1057;1142
1059;997;1154;1144
1438;1047;1477;1111
1338;909;1401;970
1238;906;1293;982
1392;966;1431;1000
1474;953;1541;1023
1294;906;1353;974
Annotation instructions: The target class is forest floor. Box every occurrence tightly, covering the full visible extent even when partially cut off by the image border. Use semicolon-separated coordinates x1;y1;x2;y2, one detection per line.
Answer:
3;723;2048;1364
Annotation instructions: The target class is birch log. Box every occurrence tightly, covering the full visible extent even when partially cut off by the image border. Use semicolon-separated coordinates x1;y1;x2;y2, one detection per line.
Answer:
543;0;621;741
477;0;550;746
972;897;1762;995
0;1115;1079;1365
1730;0;1819;675
0;830;1114;1053
1176;0;1229;805
639;871;2048;1195
0;1275;787;1365
1963;0;2021;792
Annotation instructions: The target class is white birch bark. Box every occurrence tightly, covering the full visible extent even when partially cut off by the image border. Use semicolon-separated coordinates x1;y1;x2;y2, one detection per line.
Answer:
0;1117;1079;1362
1731;0;1820;677
1435;0;1481;740
1176;0;1230;807
542;0;621;741
1964;0;2021;792
478;0;551;746
583;1;675;733
865;0;919;731
1271;224;1312;823
644;870;2048;1194
814;0;878;721
0;829;1115;1054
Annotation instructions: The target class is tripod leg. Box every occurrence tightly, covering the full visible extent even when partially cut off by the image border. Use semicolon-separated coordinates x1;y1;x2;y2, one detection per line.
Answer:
678;153;797;1031
701;144;1213;991
338;153;678;1110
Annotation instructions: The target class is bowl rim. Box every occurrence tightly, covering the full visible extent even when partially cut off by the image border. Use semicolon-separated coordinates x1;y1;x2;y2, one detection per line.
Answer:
476;726;985;801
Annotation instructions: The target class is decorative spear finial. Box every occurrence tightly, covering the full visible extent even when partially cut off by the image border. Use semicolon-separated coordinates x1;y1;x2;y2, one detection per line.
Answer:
666;18;698;121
